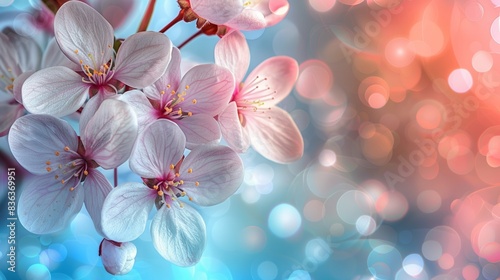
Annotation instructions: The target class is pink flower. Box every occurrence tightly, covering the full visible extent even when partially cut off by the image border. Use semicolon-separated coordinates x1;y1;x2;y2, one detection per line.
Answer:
215;30;303;163
121;47;235;148
0;28;74;136
8;99;138;234
22;1;172;117
178;0;289;35
101;120;243;266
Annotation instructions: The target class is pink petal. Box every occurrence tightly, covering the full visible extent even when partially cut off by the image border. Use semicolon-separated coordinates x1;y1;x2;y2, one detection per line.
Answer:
179;144;244;206
83;169;113;236
215;30;249;82
240;56;298;106
143;47;182;101
42;38;80;70
244;106;303;163
226;9;266;31
119;90;157;133
92;0;136;29
101;182;156;242
190;0;243;25
113;32;172;89
22;66;90;117
54;1;114;68
175;64;234;116
4;28;42;72
129;119;185;179
8;114;79;174
79;93;106;135
18;174;84;234
175;114;221;149
0;102;23;137
217;102;250;153
263;0;289;26
82;99;138;169
151;203;206;266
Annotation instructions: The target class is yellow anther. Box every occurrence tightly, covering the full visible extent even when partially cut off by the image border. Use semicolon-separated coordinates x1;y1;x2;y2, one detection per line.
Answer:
55;175;59;179
189;197;193;201
161;90;165;95
179;203;184;208
175;172;180;177
46;161;51;165
83;170;89;176
74;49;79;54
158;190;164;196
64;146;70;151
153;185;159;190
179;180;184;185
195;181;200;187
177;108;182;115
187;112;193;117
192;99;197;104
185;85;190;90
164;107;172;114
46;167;52;172
181;192;186;196
166;204;171;208
167;84;171;88
169;164;175;170
103;64;109;70
61;179;65;184
70;187;75;191
187;168;193;173
171;90;176;95
79;60;83;64
72;162;77;167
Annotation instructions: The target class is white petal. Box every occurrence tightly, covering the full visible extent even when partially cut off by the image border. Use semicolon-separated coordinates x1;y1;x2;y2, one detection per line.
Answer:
83;170;113;236
215;30;249;82
180;144;244;206
245;106;303;163
13;70;34;104
8;114;78;174
175;114;221;149
143;47;182;100
82;99;138;169
101;182;156;242
114;32;172;89
190;0;243;25
151;203;206;266
0;102;23;137
54;1;114;68
226;9;266;31
119;90;157;133
18;174;84;234
129;119;185;179
218;102;249;153
22;66;90;117
42;37;81;70
4;27;42;72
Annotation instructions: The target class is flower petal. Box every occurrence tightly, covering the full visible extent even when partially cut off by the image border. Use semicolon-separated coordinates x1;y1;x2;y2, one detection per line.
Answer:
175;114;221;149
226;9;266;31
22;66;90;117
240;56;298;106
101;240;137;275
262;0;289;27
0;32;21;77
42;37;80;70
130;119;185;179
244;106;303;163
114;32;172;89
54;1;114;67
101;182;156;242
218;102;250;153
175;64;234;116
180;144;243;206
8;114;78;174
13;70;34;104
151;203;206;266
18;174;84;234
82;99;138;169
4;27;42;72
83;169;113;236
119;90;157;133
190;0;243;25
143;47;182;101
0;102;23;137
215;30;249;82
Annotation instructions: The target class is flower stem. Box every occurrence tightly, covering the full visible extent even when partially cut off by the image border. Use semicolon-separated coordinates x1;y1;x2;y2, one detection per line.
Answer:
114;168;118;187
137;0;156;32
178;29;204;49
159;10;184;33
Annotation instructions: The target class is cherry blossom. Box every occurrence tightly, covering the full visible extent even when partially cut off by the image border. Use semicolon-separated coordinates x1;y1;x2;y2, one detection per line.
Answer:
215;30;303;163
22;1;172;117
121;47;234;148
8;99;138;234
101;120;243;266
100;239;137;275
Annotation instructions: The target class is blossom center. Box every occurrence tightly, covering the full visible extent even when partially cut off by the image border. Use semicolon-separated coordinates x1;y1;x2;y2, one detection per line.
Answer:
158;84;195;120
75;46;116;89
235;75;276;125
0;68;16;93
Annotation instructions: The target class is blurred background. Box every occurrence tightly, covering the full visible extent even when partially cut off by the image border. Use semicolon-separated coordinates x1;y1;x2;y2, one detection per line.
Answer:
1;0;500;279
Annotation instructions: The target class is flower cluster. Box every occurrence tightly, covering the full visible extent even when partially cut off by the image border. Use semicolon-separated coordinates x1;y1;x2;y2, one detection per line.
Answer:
2;0;301;275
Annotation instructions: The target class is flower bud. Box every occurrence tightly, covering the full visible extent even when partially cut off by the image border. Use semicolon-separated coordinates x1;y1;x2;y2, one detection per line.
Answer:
100;239;137;275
